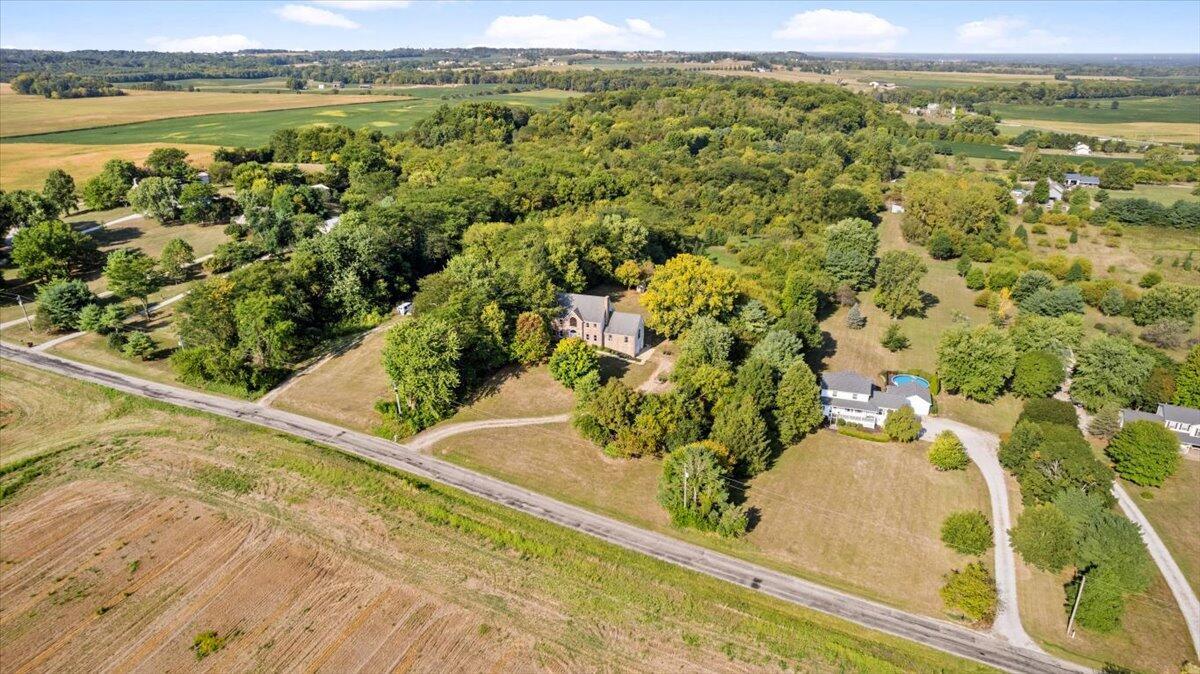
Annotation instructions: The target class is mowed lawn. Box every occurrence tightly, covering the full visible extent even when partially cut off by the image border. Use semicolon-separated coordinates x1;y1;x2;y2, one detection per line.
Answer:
4;90;578;148
435;420;992;618
1126;460;1200;595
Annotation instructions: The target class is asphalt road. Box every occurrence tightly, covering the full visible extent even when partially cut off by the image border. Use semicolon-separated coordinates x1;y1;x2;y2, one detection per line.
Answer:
0;343;1089;674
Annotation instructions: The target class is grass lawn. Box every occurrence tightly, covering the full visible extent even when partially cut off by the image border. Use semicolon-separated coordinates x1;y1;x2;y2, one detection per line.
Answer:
434;420;992;619
4;90;578;148
445;364;575;424
1122;183;1200;206
1125;460;1200;595
0;85;404;137
0;363;988;673
268;321;396;432
1008;477;1198;672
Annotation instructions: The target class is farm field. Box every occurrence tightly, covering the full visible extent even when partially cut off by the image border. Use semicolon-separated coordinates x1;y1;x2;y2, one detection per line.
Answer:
0;364;988;673
0;142;216;190
1122;182;1200;205
0;84;403;137
991;95;1200;124
433;420;990;619
1124;461;1200;595
2;90;578;148
1008;478;1197;673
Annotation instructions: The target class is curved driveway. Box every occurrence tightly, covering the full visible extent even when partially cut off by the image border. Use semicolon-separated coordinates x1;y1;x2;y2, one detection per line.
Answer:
0;344;1087;673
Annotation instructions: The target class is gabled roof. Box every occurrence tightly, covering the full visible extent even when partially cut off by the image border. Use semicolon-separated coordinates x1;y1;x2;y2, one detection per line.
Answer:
559;293;608;325
885;382;933;404
1120;409;1161;424
820;371;874;396
1065;172;1100;184
1160;404;1200;426
605;311;643;337
871;392;909;411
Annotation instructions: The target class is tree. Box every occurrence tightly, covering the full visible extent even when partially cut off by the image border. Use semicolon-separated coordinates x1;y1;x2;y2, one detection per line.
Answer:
1175;345;1200;407
1088;404;1122;439
234;292;297;369
928;431;969;470
179;181;219;223
1012;271;1055;302
641;254;738;337
940;562;997;625
881;322;910;352
1098;287;1125;316
657;442;747;537
0;189;59;237
81;159;137;210
873;250;927;318
846;303;866;329
78;303;126;335
511;312;551;365
15;222;98;285
103;249;162;319
42;169;77;215
1069;566;1126;634
711;393;771;476
733;358;777;412
1010;503;1076;572
1106;421;1181;487
775;360;824;444
381;317;461;432
1011;350;1065;398
122;331;157;360
937;324;1016;402
128;176;182;222
1070;337;1154;412
1031;178;1050;204
1019;285;1085;317
927;229;958;259
548;337;599;389
158;238;195;283
34;279;94;331
1100;162;1135;190
1132;283;1199;326
824;218;879;290
748;330;803;373
999;420;1043;471
145;147;193;181
941;510;992;556
614;259;641;289
1016;425;1114;505
884;405;921;442
964;266;986;290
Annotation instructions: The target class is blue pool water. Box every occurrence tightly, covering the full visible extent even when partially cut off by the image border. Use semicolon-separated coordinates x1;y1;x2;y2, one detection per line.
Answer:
891;374;930;389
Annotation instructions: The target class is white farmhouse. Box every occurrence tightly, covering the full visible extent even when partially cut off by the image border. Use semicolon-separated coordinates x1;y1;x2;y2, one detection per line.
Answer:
819;371;932;430
1073;142;1092;156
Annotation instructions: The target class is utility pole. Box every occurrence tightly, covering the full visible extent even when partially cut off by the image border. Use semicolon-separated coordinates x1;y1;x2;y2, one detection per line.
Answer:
1066;574;1086;638
17;297;31;331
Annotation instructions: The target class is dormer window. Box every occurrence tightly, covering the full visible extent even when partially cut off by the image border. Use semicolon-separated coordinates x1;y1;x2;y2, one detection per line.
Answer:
569;317;578;328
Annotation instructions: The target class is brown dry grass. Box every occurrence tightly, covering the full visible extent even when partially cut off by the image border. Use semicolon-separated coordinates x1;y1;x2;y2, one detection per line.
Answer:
1125;460;1200;595
0;142;217;190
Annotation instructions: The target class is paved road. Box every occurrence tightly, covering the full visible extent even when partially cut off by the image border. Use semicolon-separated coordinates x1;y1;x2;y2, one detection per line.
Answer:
922;417;1041;652
0;344;1088;674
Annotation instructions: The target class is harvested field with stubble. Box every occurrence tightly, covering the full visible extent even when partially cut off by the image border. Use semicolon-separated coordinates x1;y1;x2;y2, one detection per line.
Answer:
0;364;988;673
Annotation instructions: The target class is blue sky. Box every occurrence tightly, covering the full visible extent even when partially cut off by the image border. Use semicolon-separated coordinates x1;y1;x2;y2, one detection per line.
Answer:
2;1;1198;54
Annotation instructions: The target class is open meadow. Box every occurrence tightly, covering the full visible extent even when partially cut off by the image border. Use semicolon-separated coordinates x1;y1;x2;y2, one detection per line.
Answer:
991;95;1200;143
0;363;989;674
0;142;216;190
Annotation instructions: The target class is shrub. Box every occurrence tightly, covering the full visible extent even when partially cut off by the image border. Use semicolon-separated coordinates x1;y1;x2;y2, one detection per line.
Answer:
1140;318;1190;349
1011;351;1065;399
884;406;921;442
1009;503;1075;572
940;562;997;625
881;323;909;352
964;267;986;290
191;630;230;660
1106;420;1181;487
927;431;969;470
548;338;599;390
1017;397;1078;428
837;425;890;442
121;331;157;360
845;303;866;329
1138;271;1162;288
940;510;992;556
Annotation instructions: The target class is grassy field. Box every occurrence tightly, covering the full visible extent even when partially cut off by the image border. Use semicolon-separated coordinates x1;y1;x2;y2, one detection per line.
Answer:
1125;460;1200;595
0;142;217;190
0;363;989;673
434;419;991;619
1122;182;1200;205
3;90;578;148
992;96;1200;124
0;85;404;137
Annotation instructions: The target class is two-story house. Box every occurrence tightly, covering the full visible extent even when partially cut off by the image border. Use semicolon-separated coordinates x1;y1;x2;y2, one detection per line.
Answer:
551;293;645;358
819;371;932;430
1120;404;1200;454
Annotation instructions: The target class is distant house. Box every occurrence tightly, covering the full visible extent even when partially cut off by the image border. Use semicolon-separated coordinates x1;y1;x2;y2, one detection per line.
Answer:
196;171;210;185
1064;173;1100;188
819;371;932;430
1047;180;1065;203
551;292;645;357
395;301;413;316
1073;142;1092;156
1120;404;1200;453
1011;188;1030;206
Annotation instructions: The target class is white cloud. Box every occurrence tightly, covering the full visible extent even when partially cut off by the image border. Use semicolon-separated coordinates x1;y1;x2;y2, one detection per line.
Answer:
772;9;907;51
483;15;664;49
625;18;665;39
274;4;360;29
146;34;262;52
956;16;1070;51
310;1;411;10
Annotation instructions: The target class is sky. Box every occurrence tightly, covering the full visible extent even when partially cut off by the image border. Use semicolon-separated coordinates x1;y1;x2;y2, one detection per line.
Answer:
1;1;1198;55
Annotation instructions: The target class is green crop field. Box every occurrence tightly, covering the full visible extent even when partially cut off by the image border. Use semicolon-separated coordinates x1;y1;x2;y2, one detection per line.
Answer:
3;89;577;147
933;141;1156;166
991;96;1200;124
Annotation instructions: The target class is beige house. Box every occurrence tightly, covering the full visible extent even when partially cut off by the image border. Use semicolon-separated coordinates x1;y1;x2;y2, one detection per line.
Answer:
552;293;645;358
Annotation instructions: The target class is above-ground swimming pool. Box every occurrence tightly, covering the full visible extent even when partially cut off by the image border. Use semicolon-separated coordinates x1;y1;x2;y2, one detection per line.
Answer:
891;374;930;388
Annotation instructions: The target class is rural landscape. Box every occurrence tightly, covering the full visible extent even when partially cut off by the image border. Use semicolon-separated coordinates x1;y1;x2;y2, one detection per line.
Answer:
1;2;1199;673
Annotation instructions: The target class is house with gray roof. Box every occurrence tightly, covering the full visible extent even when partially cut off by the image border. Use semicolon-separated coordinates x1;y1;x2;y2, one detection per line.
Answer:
819;371;932;429
1121;403;1200;453
551;293;645;357
1064;173;1100;188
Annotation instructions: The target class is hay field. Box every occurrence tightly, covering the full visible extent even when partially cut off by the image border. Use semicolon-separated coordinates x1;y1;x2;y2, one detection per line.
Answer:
0;364;986;673
0;142;216;190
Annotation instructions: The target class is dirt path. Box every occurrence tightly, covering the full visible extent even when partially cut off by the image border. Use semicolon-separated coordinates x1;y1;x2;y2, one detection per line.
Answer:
920;417;1041;652
407;414;571;451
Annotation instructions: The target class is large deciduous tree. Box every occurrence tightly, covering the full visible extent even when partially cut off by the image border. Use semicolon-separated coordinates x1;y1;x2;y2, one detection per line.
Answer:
511;311;551;365
381;317;462;431
42;169;77;216
1175;345;1200;407
1070;337;1154;412
11;219;99;283
823;218;879;290
548;337;599;389
641;254;738;337
1105;421;1181;487
937;324;1016;402
775;361;824;444
81;159;138;210
657;441;747;537
128;177;182;222
873;250;927;318
103;249;162;319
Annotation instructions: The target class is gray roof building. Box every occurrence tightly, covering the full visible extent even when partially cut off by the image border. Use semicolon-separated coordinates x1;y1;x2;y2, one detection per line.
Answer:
605;311;643;337
884;382;933;404
559;293;610;325
820;371;875;396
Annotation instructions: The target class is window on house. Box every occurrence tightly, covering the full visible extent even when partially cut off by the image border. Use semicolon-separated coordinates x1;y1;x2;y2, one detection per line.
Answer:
569;317;577;328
